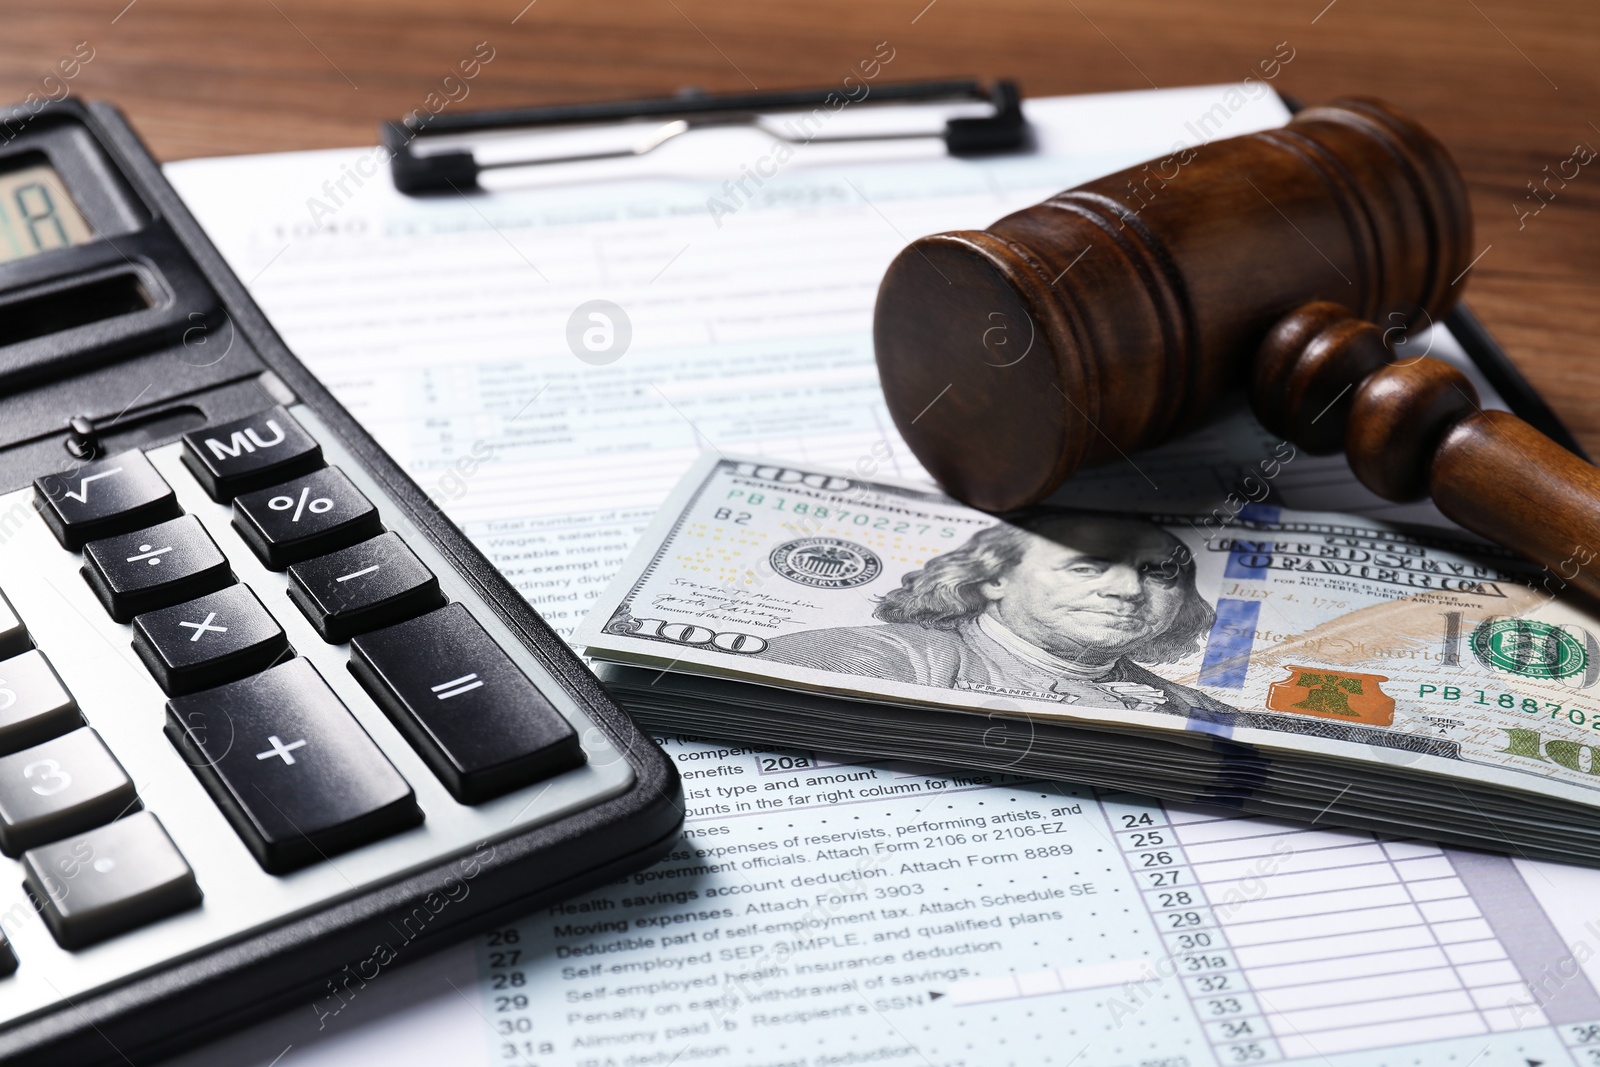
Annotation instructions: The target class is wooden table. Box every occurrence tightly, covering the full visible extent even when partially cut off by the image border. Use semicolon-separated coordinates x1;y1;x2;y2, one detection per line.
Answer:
5;0;1596;451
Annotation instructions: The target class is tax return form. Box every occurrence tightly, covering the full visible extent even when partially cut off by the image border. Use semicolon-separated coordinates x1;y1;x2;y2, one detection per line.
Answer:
161;84;1600;1067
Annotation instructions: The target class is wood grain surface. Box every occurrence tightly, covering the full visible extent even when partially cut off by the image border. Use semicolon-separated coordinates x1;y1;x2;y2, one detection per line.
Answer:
3;0;1594;452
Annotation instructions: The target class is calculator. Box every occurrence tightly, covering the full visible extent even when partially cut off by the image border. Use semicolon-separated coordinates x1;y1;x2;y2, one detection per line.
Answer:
0;99;683;1064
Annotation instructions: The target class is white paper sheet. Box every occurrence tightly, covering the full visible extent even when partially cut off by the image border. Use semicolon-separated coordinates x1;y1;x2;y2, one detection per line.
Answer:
158;85;1587;1067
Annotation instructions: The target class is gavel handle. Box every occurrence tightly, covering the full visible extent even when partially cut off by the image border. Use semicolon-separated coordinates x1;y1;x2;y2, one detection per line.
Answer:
1431;410;1600;598
1255;302;1600;600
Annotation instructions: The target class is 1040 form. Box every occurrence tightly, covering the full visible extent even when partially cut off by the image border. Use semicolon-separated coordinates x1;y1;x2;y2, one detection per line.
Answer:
162;83;1600;1067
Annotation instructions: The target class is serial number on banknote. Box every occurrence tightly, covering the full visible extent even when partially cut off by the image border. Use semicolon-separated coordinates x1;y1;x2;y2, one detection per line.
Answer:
1421;685;1600;727
716;495;961;539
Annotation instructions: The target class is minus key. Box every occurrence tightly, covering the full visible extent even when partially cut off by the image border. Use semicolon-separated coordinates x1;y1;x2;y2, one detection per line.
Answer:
287;533;445;642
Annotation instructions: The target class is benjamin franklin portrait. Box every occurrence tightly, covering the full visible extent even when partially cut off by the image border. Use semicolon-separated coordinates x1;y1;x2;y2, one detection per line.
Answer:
759;512;1238;717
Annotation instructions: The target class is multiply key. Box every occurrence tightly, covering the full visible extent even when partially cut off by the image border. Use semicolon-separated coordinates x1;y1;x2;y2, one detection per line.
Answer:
166;659;421;872
132;585;290;695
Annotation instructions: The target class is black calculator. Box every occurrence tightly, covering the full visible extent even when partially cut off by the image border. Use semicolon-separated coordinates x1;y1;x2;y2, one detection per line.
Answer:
0;99;682;1064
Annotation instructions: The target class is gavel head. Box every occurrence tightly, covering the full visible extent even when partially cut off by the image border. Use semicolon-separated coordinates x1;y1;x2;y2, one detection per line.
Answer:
872;97;1474;511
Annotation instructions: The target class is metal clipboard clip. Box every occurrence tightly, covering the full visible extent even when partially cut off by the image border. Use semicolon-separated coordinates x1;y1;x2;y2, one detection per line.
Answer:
382;79;1028;195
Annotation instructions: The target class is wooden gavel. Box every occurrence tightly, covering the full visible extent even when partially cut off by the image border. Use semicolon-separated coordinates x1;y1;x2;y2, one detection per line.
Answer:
874;97;1600;599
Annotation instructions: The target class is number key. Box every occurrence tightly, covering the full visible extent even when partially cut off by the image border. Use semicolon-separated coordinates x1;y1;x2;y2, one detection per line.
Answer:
0;588;28;662
0;650;84;756
0;728;137;856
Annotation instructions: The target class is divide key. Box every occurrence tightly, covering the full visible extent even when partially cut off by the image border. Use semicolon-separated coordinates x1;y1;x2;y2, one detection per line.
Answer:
82;515;233;623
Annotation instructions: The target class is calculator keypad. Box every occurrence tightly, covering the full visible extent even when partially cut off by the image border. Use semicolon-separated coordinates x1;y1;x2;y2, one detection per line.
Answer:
231;466;382;569
165;659;421;873
0;728;137;856
33;450;182;550
81;515;233;622
0;651;83;756
180;405;323;502
22;812;201;950
2;402;605;980
131;585;290;696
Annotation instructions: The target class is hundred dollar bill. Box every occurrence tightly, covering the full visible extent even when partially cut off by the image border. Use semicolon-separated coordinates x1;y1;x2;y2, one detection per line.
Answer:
577;453;1600;858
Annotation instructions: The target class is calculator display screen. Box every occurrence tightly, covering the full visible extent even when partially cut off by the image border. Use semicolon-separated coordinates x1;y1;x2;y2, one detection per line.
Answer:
0;161;94;262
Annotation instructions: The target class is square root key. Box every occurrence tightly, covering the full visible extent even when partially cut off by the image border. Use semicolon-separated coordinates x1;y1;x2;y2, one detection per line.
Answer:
34;450;182;550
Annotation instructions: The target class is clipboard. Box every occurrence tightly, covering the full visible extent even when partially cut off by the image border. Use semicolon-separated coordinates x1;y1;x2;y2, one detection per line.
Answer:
379;78;1585;464
382;78;1026;195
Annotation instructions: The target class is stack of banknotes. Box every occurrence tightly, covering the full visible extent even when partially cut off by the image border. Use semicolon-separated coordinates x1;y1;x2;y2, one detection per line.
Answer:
578;452;1600;862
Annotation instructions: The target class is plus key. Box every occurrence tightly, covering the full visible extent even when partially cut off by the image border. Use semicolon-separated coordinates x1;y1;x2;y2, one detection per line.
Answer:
166;659;420;872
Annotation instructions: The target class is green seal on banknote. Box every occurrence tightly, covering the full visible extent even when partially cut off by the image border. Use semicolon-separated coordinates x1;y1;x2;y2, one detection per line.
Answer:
1471;618;1587;679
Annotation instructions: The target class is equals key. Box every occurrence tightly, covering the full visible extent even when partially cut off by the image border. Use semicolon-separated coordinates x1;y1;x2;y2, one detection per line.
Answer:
350;604;583;804
431;673;484;700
